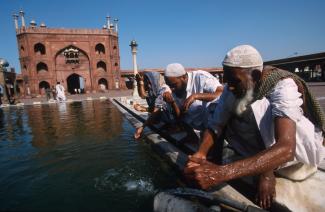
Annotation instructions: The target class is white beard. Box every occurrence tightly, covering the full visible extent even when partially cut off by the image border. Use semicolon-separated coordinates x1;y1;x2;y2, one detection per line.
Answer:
234;88;254;116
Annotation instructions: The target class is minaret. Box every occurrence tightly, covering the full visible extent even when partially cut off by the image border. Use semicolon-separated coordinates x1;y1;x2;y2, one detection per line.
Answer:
106;15;111;31
19;10;25;28
114;19;118;33
13;13;19;30
130;40;140;98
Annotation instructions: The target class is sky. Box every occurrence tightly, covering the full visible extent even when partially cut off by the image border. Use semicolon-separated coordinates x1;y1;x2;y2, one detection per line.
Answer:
1;0;325;73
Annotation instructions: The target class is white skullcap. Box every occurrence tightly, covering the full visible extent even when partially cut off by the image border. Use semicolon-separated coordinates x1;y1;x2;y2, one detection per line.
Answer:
223;45;263;68
164;63;186;77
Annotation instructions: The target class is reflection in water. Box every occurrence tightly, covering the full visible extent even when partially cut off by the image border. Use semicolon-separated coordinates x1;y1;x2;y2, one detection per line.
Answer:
0;100;178;212
27;101;123;148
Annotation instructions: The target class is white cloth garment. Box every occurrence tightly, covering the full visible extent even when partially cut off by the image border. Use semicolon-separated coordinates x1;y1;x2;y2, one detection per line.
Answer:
172;70;221;130
56;84;66;102
208;78;325;166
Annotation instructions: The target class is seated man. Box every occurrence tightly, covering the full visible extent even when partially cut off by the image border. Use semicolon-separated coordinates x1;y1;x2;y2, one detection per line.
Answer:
163;63;223;133
184;45;325;209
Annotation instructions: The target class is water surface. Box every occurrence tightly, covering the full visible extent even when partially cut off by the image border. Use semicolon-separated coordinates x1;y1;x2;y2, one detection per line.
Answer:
0;100;178;211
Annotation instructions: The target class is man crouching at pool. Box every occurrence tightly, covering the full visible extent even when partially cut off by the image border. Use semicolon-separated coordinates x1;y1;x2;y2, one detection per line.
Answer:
184;45;325;209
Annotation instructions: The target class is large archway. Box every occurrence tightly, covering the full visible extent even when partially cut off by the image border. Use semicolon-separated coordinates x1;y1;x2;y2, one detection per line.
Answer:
39;81;50;95
98;78;108;91
67;74;85;94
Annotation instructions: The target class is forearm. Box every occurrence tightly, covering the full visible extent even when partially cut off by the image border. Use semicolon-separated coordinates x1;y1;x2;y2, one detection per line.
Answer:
137;81;147;99
220;141;295;182
195;87;223;102
197;129;218;157
170;101;182;118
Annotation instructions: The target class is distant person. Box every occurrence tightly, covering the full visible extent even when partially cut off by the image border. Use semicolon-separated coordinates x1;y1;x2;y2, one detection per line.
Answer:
55;82;66;102
51;86;56;100
45;87;51;100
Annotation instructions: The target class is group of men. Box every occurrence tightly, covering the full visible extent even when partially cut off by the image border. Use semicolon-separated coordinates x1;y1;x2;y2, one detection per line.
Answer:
134;44;325;209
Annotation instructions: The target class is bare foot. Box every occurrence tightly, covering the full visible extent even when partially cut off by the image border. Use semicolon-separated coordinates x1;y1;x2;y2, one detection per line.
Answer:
256;171;276;209
133;104;148;112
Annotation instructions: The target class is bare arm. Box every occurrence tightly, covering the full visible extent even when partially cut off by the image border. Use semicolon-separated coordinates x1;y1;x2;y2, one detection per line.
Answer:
163;92;182;119
184;117;296;189
135;74;147;99
183;86;223;111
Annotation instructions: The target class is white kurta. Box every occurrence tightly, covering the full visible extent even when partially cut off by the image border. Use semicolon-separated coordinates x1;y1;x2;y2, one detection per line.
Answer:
208;78;325;166
56;84;66;102
171;70;222;130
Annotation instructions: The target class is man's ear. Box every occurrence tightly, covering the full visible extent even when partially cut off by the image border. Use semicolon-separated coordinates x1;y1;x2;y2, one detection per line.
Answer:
251;69;262;83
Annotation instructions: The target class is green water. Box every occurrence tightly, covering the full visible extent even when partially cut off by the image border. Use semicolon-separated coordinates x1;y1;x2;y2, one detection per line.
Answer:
0;101;178;211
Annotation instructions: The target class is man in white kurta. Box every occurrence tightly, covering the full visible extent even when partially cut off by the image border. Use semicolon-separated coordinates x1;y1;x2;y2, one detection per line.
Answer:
55;82;66;102
163;63;223;131
184;45;325;210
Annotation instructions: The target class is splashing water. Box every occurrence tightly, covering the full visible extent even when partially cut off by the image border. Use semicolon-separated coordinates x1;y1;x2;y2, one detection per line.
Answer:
94;167;155;195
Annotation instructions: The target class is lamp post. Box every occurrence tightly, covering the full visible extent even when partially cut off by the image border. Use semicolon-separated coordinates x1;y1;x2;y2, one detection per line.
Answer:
130;40;140;98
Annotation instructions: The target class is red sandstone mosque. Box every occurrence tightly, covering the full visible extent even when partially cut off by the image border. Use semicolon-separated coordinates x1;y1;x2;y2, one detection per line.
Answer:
14;10;121;96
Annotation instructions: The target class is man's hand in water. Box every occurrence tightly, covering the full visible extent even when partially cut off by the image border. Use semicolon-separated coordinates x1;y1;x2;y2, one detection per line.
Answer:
134;126;144;139
184;155;225;190
183;94;197;112
256;171;276;209
163;92;175;104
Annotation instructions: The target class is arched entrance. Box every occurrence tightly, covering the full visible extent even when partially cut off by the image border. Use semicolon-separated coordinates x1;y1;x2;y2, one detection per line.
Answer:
39;81;50;95
67;74;85;94
98;78;108;91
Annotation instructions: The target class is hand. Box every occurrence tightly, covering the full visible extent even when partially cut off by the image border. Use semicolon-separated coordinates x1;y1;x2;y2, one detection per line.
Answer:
163;92;175;104
256;172;276;209
134;126;144;139
186;152;207;169
182;94;196;112
184;155;225;190
135;73;143;82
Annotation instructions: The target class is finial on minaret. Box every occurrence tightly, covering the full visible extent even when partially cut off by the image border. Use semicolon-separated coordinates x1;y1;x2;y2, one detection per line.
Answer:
40;22;46;28
106;15;111;31
114;19;118;33
13;13;19;30
19;9;25;28
30;20;37;28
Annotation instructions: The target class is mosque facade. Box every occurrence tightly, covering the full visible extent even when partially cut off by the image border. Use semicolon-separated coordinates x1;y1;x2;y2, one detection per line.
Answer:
14;11;121;96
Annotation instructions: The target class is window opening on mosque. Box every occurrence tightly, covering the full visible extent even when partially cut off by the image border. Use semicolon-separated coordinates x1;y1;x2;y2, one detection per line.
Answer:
95;43;105;54
63;47;80;64
34;43;46;55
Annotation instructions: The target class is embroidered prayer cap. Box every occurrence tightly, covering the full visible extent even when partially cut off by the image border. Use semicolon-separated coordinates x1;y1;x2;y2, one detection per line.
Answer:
164;63;186;77
223;45;263;69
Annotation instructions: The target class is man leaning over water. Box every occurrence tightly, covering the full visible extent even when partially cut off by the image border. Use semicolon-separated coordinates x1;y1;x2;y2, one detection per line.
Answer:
184;45;325;209
163;63;223;136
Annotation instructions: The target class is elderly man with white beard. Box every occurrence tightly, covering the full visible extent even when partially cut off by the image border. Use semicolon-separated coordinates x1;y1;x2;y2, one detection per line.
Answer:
184;45;325;209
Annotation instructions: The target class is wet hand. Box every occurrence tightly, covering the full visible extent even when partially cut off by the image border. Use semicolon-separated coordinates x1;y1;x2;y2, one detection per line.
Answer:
256;172;276;209
182;94;196;112
186;152;207;168
134;126;144;139
163;92;175;104
184;155;224;190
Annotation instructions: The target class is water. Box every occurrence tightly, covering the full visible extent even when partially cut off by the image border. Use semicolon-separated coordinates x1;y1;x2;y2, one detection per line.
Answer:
0;100;178;211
